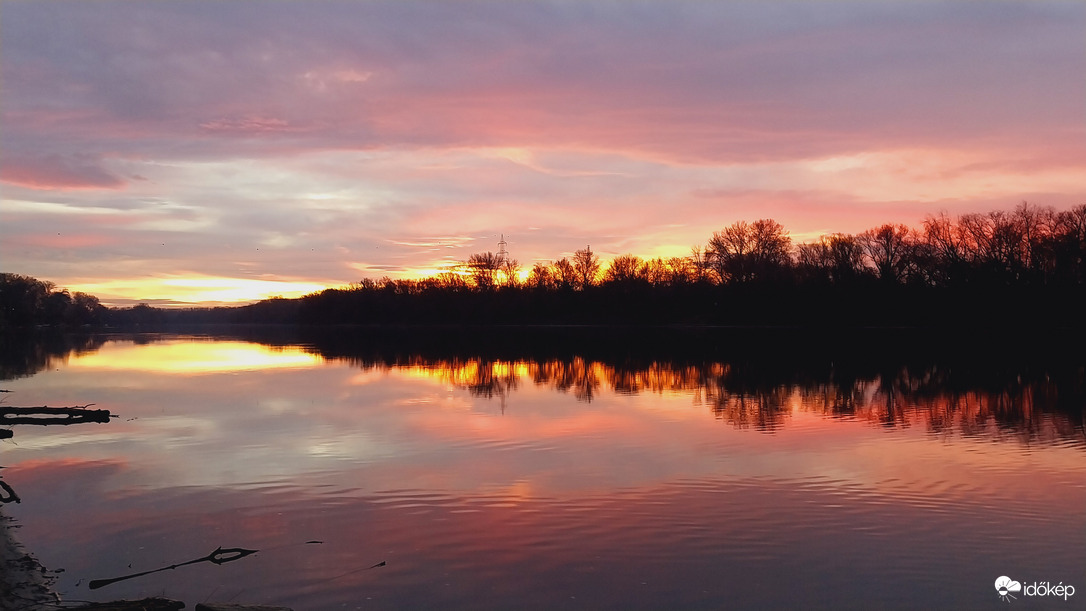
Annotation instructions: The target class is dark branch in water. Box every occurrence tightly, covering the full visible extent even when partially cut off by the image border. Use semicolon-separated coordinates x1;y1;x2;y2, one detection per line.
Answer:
0;479;20;503
0;406;111;426
88;546;258;590
308;558;386;587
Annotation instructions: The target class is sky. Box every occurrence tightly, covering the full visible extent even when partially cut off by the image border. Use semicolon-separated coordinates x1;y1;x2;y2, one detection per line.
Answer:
2;1;1085;306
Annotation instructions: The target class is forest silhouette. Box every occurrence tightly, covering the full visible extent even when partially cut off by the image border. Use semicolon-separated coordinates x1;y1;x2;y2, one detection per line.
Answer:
3;202;1085;328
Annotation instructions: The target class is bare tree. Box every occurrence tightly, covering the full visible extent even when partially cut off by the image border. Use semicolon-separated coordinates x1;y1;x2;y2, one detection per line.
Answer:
794;241;828;282
666;256;693;285
795;234;863;284
859;223;915;283
467;252;501;290
552;258;576;290
689;246;710;283
437;271;469;290
1011;201;1059;281
641;257;668;286
527;262;554;290
501;258;522;288
707;219;791;283
749;219;791;266
922;211;968;285
603;254;643;284
706;221;752;283
1052;204;1086;284
572;245;600;289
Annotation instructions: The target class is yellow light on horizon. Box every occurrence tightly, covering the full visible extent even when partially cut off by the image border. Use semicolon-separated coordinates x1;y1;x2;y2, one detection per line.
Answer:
72;275;330;307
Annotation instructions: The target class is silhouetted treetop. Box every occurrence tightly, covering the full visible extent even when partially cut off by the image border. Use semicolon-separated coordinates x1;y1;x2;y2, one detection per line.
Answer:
286;201;1085;327
6;202;1085;329
0;273;107;329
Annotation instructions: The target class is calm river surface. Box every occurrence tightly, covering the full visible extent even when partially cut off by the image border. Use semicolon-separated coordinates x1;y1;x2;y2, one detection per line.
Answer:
1;330;1083;610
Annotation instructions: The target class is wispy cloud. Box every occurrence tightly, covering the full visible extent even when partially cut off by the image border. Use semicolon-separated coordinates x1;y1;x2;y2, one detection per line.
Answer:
1;154;128;190
2;1;1084;304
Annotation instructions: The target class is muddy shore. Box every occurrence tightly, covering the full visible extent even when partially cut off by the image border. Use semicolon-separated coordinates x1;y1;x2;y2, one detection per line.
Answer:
0;513;59;611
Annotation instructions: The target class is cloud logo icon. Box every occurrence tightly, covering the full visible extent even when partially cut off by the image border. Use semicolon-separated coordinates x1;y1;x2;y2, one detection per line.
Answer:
995;576;1022;602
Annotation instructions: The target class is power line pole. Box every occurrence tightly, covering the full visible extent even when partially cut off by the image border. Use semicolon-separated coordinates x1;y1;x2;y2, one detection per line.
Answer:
497;234;509;266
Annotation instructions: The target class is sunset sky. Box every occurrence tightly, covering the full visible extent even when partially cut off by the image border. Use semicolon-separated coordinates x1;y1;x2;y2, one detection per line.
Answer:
2;1;1085;306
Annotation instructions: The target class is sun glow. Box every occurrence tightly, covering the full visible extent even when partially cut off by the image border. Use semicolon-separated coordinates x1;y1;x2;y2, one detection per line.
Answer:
72;275;329;307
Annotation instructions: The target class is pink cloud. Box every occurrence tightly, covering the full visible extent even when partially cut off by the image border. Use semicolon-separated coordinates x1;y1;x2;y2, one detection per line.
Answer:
0;154;126;190
2;2;1084;300
199;115;298;133
17;232;117;249
4;2;1082;165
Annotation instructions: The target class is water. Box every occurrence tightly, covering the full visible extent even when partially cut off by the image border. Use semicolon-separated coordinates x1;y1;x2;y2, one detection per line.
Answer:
1;330;1083;609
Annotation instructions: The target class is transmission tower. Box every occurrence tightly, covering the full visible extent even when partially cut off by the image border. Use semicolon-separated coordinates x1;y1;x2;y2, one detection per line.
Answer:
497;234;509;266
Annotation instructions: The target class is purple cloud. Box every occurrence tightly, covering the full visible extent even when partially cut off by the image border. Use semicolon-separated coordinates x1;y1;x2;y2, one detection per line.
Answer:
1;1;1084;303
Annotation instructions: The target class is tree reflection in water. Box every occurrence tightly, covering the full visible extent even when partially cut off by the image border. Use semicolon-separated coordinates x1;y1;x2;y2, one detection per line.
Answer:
4;328;1083;444
329;354;1083;443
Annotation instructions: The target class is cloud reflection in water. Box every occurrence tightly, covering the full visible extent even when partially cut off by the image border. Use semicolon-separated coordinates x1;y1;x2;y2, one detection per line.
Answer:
0;335;1082;609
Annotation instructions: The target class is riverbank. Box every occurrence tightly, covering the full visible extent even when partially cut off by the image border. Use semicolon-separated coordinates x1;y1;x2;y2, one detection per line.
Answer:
0;513;58;611
2;514;286;611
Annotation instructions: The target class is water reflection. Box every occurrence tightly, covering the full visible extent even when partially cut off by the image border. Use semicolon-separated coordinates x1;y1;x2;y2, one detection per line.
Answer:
1;331;1084;610
328;354;1084;443
4;330;1083;444
68;340;322;374
0;331;107;380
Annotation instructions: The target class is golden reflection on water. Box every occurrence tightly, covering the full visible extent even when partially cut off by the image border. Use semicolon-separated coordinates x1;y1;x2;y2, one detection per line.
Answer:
67;340;323;374
44;339;1084;443
339;355;1083;441
389;358;704;403
4;337;1084;610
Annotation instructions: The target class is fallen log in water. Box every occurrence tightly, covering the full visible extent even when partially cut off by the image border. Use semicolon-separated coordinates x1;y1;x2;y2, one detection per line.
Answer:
72;598;185;611
196;604;294;611
0;406;112;426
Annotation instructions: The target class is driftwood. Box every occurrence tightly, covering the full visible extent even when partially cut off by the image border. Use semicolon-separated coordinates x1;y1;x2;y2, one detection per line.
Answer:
0;480;19;504
73;598;185;611
0;406;112;426
63;600;290;611
89;546;258;590
196;605;294;611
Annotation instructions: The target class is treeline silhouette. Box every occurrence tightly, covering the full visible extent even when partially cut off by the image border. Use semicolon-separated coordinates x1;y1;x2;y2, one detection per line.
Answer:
0;273;107;329
282;202;1086;327
3;202;1085;328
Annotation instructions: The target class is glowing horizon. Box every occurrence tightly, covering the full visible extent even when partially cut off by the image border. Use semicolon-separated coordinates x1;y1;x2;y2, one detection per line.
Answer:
69;274;334;308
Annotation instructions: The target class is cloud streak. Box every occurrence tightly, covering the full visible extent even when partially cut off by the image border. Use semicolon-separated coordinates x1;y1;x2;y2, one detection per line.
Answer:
2;1;1084;304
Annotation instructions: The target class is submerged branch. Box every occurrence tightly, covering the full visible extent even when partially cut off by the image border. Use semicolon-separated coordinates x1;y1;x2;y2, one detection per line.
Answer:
88;546;258;590
0;406;112;426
